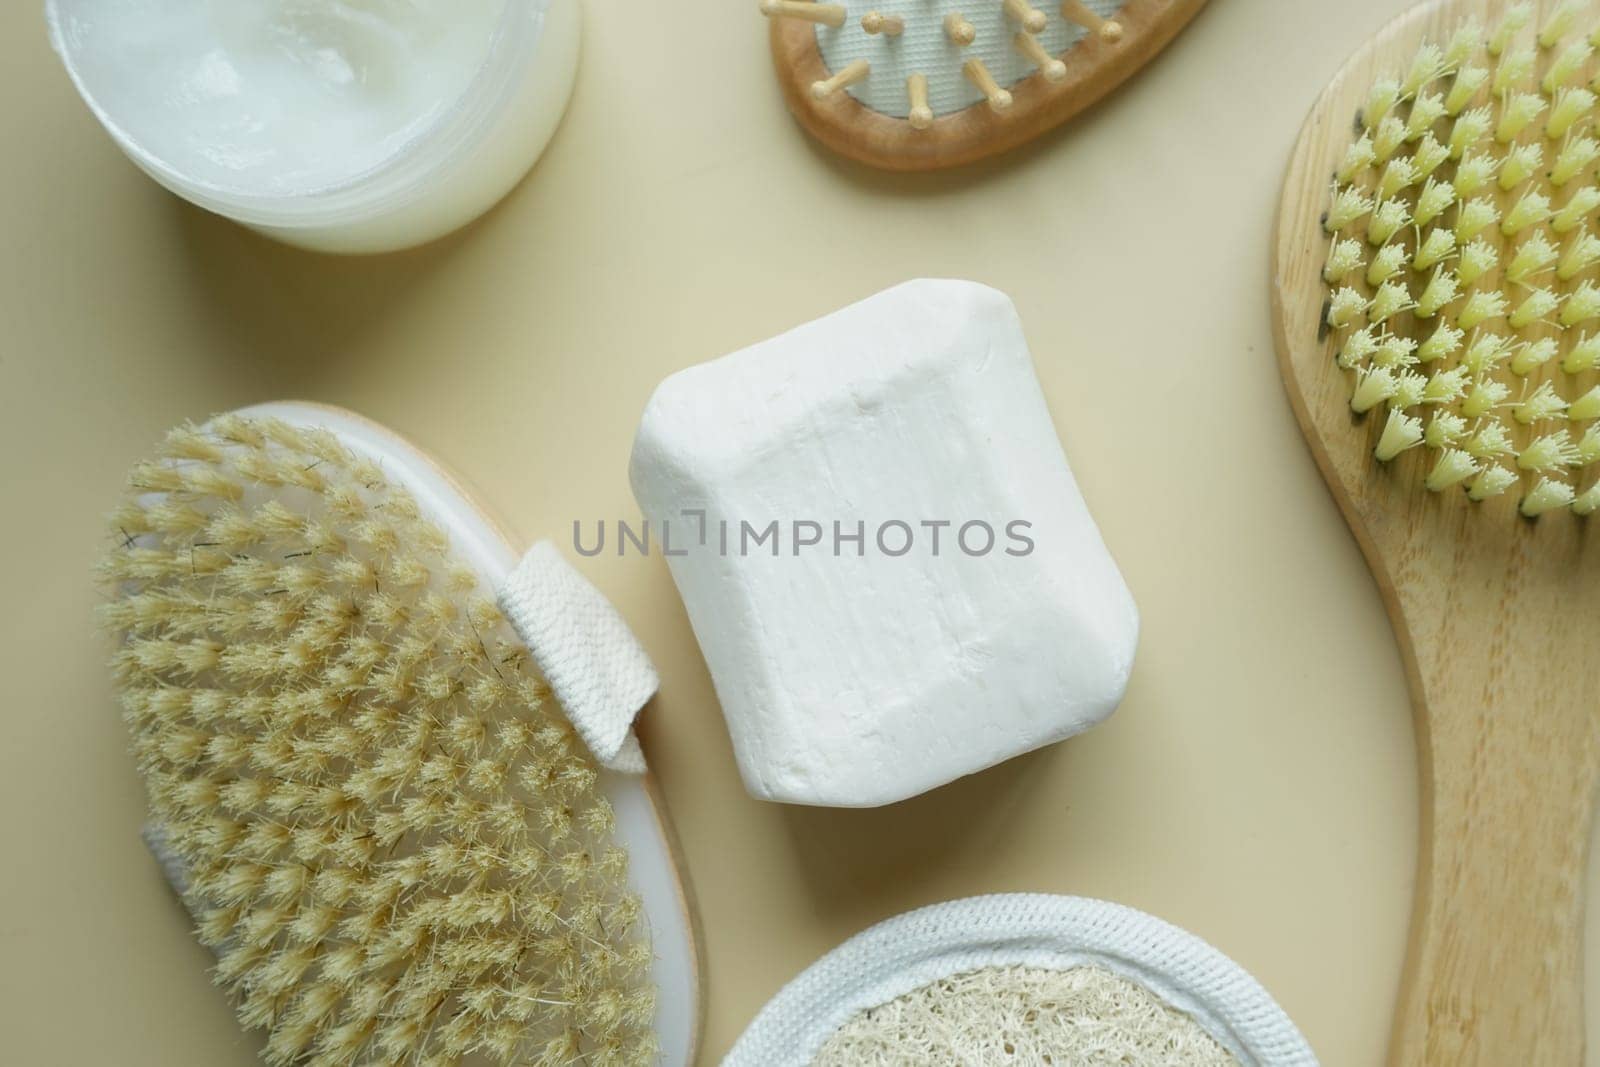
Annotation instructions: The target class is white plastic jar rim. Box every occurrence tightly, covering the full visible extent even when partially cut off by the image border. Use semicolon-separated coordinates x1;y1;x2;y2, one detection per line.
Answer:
44;0;552;228
724;893;1319;1067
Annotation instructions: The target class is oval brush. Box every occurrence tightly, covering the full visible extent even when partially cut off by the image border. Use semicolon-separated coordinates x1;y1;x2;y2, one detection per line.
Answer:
760;0;1209;170
1273;2;1600;1063
98;403;700;1066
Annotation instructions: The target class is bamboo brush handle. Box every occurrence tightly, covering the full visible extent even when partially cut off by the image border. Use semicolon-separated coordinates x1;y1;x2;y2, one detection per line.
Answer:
1393;679;1599;1065
1270;3;1600;1063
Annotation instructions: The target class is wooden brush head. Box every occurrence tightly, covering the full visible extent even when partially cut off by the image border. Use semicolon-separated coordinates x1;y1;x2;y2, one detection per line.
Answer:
1273;0;1600;592
763;0;1209;170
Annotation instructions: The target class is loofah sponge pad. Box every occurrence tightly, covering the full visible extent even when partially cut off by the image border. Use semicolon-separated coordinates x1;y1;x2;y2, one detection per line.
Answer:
814;964;1238;1066
98;415;656;1067
726;894;1317;1067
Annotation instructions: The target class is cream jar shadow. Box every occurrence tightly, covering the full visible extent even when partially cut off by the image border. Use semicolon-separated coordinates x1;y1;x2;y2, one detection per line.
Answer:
46;0;579;254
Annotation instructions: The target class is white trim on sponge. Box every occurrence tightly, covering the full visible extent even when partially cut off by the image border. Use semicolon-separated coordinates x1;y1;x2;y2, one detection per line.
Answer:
725;893;1318;1067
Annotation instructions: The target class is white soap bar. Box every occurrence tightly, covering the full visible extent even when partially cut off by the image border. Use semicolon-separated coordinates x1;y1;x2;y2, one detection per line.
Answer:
629;280;1138;807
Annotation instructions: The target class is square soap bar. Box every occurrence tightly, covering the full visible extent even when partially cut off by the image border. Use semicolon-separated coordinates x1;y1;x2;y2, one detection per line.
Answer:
629;280;1138;807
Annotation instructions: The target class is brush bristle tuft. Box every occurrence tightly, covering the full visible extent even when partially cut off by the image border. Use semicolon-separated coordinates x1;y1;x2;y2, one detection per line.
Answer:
1320;9;1600;514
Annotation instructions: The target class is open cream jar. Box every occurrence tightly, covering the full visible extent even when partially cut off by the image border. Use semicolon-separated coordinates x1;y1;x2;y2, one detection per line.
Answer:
46;0;579;253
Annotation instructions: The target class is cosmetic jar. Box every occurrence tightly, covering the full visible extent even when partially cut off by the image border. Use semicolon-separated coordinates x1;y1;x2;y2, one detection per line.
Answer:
46;0;580;253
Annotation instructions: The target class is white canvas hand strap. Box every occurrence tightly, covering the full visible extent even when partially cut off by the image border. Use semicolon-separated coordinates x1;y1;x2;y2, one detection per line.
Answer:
497;541;658;774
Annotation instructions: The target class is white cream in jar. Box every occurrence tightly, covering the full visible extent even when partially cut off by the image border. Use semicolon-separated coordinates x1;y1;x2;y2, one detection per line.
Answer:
47;0;580;253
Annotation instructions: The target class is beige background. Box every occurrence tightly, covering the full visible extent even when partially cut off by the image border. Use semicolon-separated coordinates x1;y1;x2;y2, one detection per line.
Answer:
3;0;1597;1063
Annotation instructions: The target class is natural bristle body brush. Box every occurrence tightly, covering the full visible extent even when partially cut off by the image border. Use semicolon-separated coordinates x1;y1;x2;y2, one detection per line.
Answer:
98;403;700;1066
1273;1;1600;1063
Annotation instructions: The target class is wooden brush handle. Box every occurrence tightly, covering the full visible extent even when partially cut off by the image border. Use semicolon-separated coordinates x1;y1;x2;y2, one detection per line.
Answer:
1393;675;1600;1065
1271;3;1600;1060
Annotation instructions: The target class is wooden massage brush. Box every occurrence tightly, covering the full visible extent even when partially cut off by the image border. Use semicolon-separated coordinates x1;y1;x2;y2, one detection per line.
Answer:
759;0;1209;169
1273;1;1600;1062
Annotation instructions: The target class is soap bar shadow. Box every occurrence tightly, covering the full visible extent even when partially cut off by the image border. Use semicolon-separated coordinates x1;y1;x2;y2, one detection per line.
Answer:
779;744;1056;916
